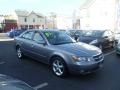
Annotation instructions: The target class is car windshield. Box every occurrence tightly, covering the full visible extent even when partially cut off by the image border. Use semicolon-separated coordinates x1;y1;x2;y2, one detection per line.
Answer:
84;30;103;37
43;31;76;45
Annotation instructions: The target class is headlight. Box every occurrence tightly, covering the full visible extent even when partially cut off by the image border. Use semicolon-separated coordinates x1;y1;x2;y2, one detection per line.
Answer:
89;39;98;44
72;55;91;62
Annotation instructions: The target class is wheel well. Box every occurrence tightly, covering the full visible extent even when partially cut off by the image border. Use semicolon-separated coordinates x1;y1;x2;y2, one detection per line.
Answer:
50;55;68;66
49;55;66;65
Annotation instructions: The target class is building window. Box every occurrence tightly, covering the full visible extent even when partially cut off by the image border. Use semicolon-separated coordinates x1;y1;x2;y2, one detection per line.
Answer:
25;25;28;29
29;25;33;29
33;18;35;22
24;18;27;22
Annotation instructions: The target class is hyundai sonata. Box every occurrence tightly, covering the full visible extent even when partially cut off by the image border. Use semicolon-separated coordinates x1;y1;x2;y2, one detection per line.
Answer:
15;29;104;77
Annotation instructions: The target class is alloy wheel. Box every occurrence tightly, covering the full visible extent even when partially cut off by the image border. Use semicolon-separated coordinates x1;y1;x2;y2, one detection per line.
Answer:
52;59;64;76
17;47;22;59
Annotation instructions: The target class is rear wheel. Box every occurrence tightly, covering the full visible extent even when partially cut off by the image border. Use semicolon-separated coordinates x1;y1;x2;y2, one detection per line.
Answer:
51;57;68;77
16;47;24;59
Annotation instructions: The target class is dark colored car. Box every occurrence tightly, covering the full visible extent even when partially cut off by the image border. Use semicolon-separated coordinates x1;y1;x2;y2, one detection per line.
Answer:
74;30;87;41
7;29;26;38
116;39;120;55
75;30;115;50
0;74;34;90
15;29;104;77
115;31;120;44
66;29;78;38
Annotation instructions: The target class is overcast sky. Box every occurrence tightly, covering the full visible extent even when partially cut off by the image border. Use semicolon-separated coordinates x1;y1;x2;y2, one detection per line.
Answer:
0;0;87;16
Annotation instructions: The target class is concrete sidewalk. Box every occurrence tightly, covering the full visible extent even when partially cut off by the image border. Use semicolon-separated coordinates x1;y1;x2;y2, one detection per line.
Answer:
0;33;11;39
0;33;14;41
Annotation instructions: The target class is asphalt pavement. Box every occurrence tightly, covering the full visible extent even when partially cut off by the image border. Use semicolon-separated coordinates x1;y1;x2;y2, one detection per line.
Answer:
0;40;120;90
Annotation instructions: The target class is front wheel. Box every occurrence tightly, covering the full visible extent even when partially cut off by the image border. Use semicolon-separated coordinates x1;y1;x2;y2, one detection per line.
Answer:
51;57;68;77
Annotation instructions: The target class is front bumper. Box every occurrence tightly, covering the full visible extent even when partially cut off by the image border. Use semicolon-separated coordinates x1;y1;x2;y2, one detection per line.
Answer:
68;59;104;74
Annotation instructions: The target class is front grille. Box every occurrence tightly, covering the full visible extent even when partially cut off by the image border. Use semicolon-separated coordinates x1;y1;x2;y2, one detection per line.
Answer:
93;53;103;61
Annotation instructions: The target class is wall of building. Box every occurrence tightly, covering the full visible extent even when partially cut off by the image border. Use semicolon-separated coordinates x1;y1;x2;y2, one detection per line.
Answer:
79;0;116;31
4;20;17;32
56;16;72;29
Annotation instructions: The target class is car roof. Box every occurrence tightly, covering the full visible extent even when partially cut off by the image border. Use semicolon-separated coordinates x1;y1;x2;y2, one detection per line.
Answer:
25;29;63;33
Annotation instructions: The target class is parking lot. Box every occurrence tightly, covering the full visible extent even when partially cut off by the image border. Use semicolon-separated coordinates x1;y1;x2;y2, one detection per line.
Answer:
0;39;120;90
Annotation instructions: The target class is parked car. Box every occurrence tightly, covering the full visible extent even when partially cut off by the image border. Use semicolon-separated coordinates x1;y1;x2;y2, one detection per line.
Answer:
66;29;77;38
0;74;35;90
115;31;120;44
15;29;104;77
75;30;115;50
116;39;120;55
59;29;67;32
74;30;87;41
7;29;26;38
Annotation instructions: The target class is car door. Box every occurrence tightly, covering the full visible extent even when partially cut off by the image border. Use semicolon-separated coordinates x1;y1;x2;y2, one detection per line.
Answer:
20;31;34;56
31;31;51;63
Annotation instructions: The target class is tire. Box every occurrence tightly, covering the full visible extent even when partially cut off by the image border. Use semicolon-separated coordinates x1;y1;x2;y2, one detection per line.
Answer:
16;47;24;59
51;57;68;77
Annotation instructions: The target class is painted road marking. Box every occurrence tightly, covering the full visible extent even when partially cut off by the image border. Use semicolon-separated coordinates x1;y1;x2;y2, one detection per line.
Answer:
34;82;48;90
104;50;116;56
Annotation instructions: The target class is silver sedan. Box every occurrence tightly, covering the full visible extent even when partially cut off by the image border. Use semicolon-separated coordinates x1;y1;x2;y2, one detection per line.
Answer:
15;29;104;77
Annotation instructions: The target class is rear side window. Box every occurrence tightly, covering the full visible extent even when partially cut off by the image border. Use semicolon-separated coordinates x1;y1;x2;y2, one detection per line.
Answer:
33;32;45;44
21;31;34;40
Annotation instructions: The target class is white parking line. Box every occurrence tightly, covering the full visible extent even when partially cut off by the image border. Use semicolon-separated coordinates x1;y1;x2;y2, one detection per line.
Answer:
104;50;116;56
34;82;48;90
0;62;6;65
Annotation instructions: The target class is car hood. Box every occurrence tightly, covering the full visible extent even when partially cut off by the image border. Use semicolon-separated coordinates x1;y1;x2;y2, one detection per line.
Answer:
79;36;99;43
53;42;101;57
